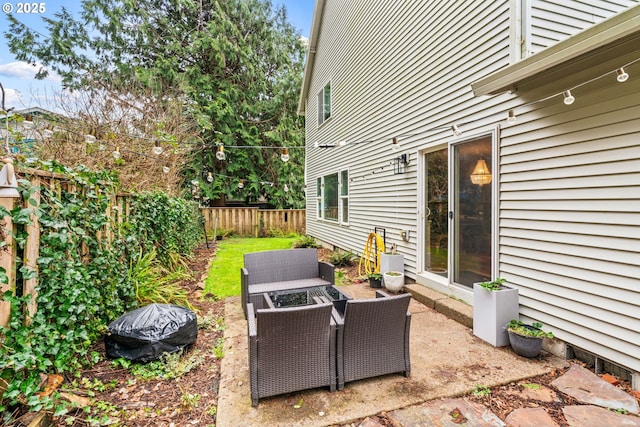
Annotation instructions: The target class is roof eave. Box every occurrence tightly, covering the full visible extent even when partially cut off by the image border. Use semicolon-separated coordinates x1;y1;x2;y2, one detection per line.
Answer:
471;5;640;96
297;0;326;115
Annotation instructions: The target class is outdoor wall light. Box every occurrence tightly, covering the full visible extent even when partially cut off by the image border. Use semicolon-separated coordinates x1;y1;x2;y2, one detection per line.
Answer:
216;145;226;160
470;159;492;186
563;90;575;105
152;141;163;155
281;148;289;162
616;67;629;82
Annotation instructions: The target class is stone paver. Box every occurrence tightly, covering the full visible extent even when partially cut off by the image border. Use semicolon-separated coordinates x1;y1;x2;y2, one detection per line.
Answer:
563;405;640;427
551;364;639;414
505;384;560;403
388;398;505;426
505;407;560;427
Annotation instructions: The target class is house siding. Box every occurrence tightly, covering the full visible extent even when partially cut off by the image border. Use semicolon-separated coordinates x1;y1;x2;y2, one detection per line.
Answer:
526;0;640;56
499;61;640;372
303;0;640;375
305;0;512;276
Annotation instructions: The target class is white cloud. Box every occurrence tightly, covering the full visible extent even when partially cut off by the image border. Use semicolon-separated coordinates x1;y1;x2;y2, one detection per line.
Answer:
0;61;62;82
1;87;23;108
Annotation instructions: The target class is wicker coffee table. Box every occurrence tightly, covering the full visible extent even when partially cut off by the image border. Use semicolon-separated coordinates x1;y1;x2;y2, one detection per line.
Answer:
265;285;352;315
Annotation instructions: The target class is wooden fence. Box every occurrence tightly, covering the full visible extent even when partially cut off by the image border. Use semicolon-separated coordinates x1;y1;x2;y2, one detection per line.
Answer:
200;207;306;237
0;168;132;328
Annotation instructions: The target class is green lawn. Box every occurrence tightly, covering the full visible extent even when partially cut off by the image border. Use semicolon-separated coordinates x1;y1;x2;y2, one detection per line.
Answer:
204;237;298;298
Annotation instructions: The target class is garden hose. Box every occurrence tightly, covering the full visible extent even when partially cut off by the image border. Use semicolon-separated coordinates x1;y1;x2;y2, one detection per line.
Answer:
358;233;385;276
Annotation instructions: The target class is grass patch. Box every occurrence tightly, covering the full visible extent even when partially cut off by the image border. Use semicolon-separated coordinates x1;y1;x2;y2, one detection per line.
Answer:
204;237;297;298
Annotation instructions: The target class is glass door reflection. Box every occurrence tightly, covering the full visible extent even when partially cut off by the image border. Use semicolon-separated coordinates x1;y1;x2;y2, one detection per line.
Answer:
424;148;448;277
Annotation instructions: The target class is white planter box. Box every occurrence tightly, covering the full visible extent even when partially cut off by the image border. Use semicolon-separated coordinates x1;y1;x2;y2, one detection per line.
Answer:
380;253;404;274
473;283;519;347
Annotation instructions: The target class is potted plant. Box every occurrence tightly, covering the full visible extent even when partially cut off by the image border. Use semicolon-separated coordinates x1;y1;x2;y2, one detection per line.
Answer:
507;320;554;358
473;278;519;347
382;271;404;293
367;273;383;289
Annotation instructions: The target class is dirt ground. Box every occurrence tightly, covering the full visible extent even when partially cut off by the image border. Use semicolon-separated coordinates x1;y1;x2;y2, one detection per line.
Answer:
10;244;635;427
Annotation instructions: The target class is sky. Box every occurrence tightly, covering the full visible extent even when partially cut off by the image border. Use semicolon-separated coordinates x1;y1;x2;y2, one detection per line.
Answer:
0;0;315;111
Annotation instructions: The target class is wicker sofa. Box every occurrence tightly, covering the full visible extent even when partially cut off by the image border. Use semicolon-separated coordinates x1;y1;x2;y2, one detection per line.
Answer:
241;248;335;316
334;290;411;390
247;299;337;406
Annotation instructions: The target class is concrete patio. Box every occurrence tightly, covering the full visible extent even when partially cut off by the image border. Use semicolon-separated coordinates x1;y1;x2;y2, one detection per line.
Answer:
216;281;568;426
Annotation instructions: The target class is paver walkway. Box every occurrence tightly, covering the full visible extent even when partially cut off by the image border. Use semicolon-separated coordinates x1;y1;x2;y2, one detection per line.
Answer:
374;364;640;426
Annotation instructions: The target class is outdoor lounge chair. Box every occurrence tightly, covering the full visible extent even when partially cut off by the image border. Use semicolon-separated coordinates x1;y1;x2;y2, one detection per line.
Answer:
247;298;337;406
335;291;411;390
241;248;335;316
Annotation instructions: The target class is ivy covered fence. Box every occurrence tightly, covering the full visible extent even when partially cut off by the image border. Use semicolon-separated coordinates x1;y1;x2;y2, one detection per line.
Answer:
0;161;202;418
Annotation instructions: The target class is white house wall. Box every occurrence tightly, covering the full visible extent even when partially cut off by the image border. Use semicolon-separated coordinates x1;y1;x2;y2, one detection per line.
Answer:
499;52;640;373
305;0;514;277
525;0;640;56
303;0;636;276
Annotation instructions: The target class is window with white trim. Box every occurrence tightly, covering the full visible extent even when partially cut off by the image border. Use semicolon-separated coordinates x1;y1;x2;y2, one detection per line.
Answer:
317;169;349;223
317;82;331;126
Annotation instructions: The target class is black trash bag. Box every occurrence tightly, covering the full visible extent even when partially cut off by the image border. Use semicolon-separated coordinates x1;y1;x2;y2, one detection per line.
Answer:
105;303;198;362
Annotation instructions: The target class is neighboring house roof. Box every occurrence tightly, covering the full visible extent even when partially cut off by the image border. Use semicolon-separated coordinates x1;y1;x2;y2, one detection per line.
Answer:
472;4;640;96
297;0;326;115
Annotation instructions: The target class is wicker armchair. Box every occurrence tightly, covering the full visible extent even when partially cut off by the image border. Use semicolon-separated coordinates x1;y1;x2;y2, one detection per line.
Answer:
247;298;337;406
335;291;411;390
241;248;335;316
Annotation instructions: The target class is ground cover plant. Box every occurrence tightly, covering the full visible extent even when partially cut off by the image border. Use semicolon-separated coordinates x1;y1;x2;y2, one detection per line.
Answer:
204;236;297;298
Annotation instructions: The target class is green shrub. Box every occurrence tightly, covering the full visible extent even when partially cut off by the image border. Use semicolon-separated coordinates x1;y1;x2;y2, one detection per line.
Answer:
328;250;356;267
292;234;319;248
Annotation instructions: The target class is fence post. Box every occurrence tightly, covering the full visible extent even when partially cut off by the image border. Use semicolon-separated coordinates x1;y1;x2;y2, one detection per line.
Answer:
0;196;16;328
23;176;41;325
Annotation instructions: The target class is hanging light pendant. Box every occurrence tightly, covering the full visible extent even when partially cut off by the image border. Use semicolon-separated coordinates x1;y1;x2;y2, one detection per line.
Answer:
216;145;226;160
470;159;492;186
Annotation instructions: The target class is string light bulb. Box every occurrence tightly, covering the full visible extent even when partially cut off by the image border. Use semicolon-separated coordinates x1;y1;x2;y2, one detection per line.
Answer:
206;172;213;182
452;125;462;136
391;137;400;151
238;179;244;189
507;110;517;123
616;67;629;82
162;165;170;174
152;141;163;155
85;131;97;144
112;147;121;159
216;145;226;160
563;90;575;105
281;148;290;162
284;184;289;193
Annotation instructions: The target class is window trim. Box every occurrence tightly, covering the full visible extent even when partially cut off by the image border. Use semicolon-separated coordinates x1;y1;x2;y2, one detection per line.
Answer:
316;168;349;225
317;81;331;126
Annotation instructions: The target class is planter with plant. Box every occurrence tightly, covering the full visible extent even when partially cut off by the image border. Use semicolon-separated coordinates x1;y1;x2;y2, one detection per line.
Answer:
367;273;383;288
383;271;405;293
507;320;554;358
473;278;519;347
